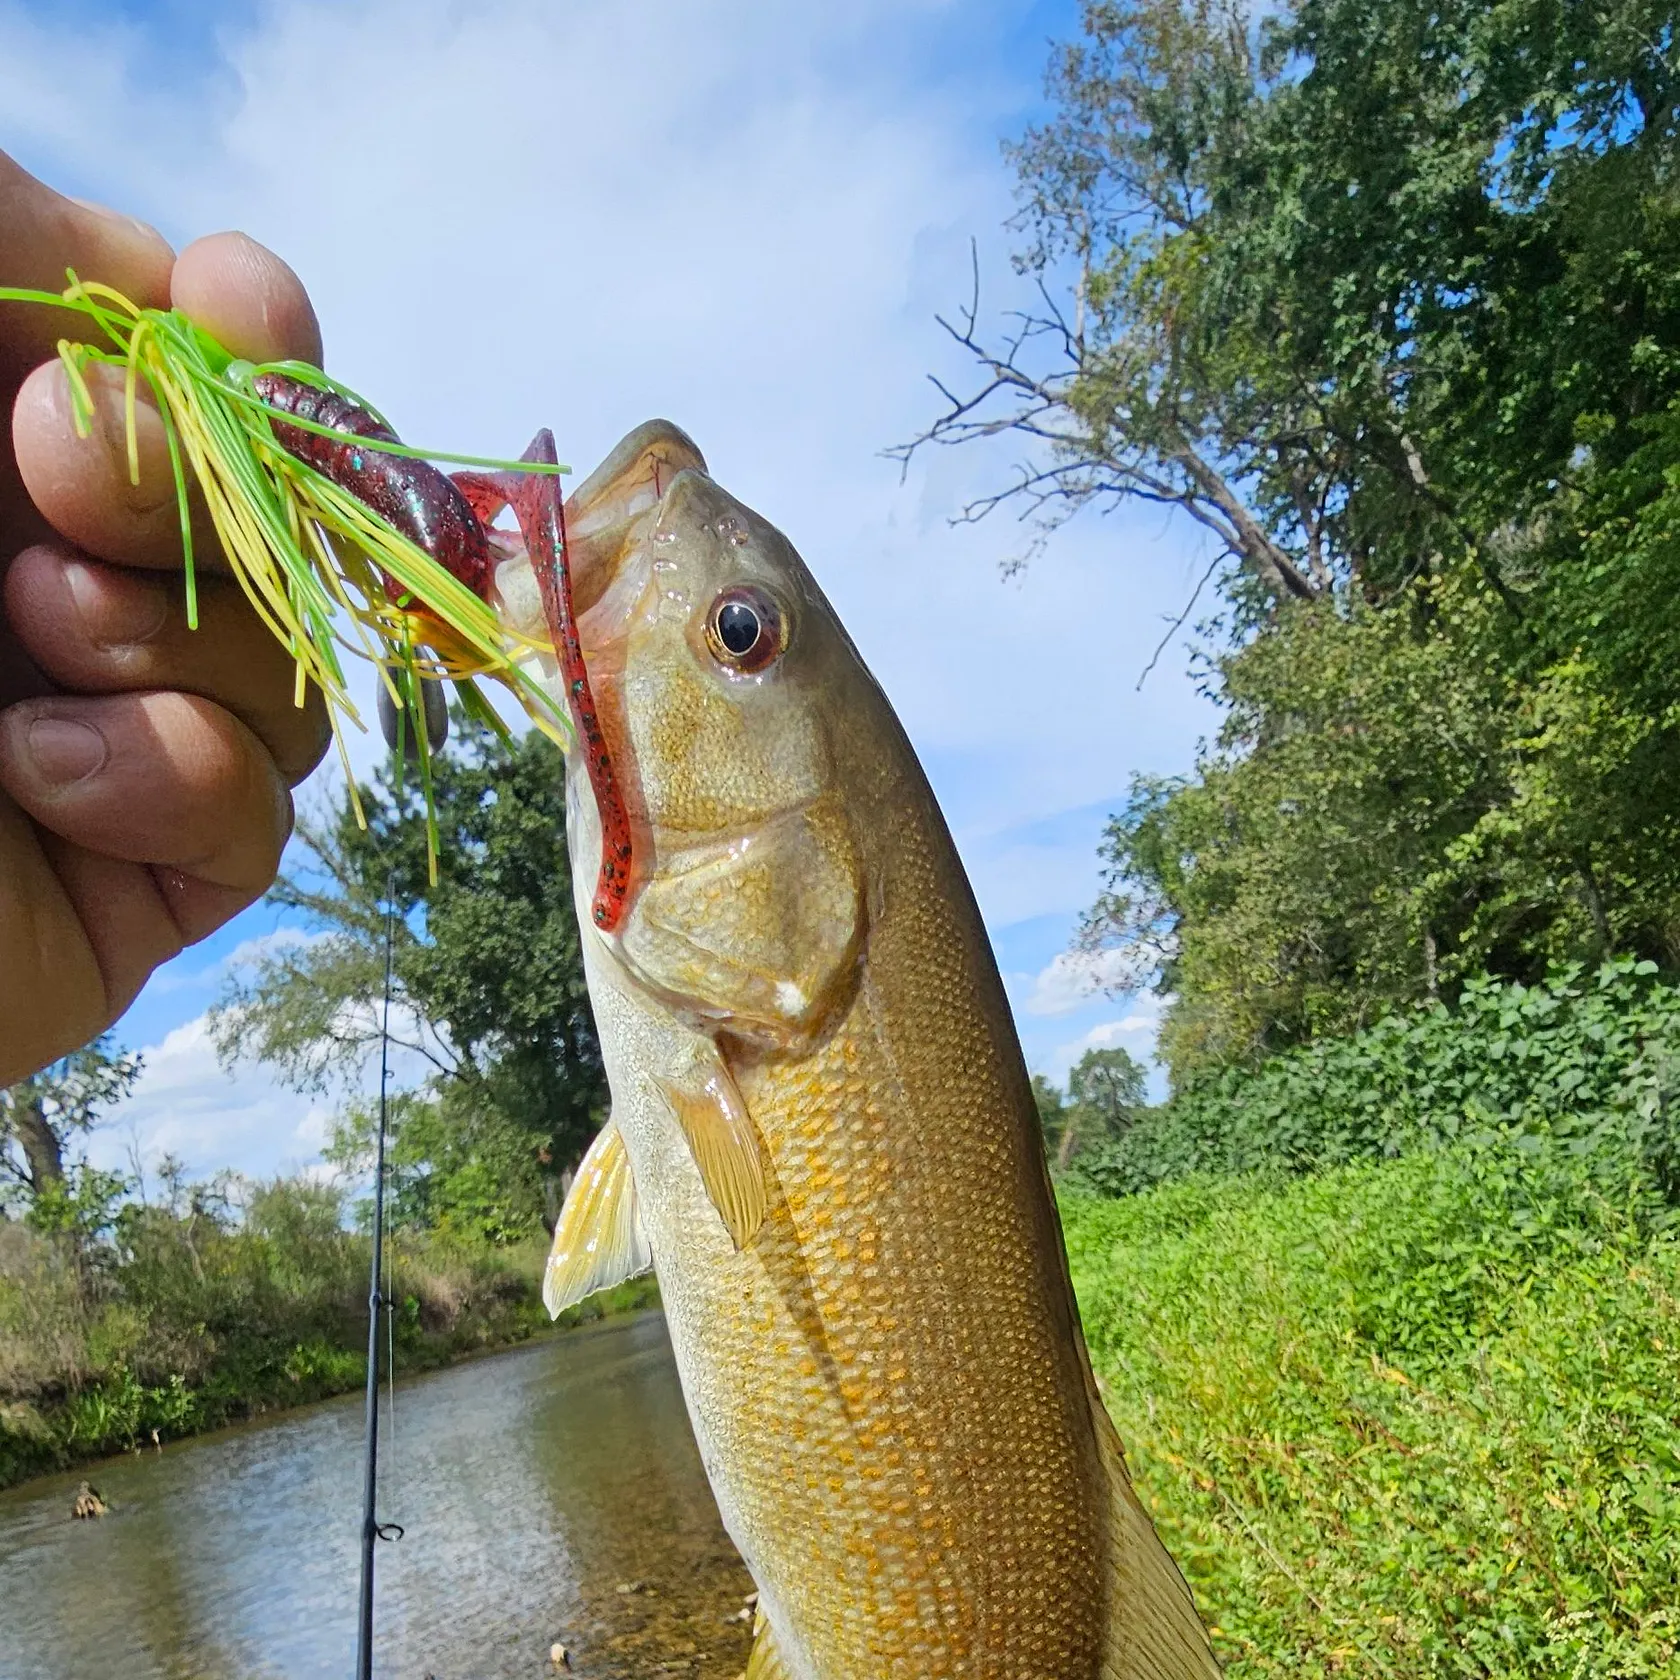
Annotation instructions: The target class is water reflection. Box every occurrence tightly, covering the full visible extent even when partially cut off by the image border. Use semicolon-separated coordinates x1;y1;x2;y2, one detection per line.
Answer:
0;1313;755;1680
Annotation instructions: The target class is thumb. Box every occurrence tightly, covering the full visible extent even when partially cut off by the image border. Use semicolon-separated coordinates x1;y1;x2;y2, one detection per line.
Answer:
0;149;175;370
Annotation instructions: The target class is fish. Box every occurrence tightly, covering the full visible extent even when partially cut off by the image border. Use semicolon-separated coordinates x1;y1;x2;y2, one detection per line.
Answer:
504;422;1219;1680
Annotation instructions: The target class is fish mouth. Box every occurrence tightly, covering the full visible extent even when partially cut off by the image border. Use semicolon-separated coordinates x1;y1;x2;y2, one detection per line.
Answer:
566;419;708;613
492;419;707;643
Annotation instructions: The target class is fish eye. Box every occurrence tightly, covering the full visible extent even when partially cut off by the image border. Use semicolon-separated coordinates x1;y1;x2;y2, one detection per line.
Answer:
704;585;784;674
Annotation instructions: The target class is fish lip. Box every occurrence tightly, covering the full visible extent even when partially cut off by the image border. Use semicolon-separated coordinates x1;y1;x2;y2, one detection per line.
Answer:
572;465;717;664
489;420;707;646
565;420;707;619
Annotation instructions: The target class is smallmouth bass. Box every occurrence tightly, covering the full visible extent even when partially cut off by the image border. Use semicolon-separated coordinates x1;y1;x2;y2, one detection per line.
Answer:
501;422;1218;1680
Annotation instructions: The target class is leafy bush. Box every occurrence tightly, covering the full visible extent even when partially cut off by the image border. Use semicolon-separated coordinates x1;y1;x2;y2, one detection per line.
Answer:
1064;1140;1680;1676
0;1177;654;1489
1083;960;1680;1198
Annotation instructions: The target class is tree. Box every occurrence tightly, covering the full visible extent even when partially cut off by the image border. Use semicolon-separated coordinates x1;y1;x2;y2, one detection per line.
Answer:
908;0;1680;1077
0;1039;141;1220
904;0;1680;616
1032;1073;1071;1163
1033;1050;1149;1172
1062;1048;1148;1170
212;716;607;1242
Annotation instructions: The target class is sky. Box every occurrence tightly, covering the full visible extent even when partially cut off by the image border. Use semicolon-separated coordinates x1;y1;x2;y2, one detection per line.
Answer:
2;0;1221;1185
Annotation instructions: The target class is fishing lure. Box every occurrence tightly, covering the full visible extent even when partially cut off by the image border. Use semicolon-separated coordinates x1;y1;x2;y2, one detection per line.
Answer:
453;437;635;931
252;370;482;760
252;372;494;605
237;374;633;926
0;273;596;882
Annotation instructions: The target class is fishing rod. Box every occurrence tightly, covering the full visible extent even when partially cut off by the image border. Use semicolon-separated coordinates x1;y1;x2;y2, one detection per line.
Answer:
354;876;395;1678
355;868;404;1679
355;685;442;1678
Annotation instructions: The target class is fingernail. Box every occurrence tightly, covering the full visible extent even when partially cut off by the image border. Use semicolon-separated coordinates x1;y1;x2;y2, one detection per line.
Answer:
64;558;170;648
25;717;108;785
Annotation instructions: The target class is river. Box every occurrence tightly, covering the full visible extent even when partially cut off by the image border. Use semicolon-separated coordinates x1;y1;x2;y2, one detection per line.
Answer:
0;1312;757;1680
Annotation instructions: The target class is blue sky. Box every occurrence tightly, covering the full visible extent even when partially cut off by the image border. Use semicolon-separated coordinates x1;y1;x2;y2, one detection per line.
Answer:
2;0;1221;1182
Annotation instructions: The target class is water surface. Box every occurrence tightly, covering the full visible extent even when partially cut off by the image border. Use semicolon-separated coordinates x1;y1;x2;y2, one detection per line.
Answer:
0;1312;756;1680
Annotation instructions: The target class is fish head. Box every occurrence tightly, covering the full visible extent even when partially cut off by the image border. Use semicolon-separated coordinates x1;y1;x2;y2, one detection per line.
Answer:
606;469;836;830
503;422;871;1049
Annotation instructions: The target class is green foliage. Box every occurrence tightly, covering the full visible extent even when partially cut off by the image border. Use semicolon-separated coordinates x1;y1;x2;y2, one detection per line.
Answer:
1032;1072;1068;1142
1083;958;1680;1197
23;1168;133;1246
1038;1048;1150;1171
921;0;1680;1068
974;0;1680;605
0;1173;647;1490
0;1038;142;1214
1064;1142;1680;1674
213;716;606;1243
1082;540;1680;1075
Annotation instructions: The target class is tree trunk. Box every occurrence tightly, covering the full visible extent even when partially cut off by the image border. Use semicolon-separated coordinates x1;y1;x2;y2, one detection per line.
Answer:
15;1097;64;1194
1578;856;1611;958
1055;1111;1080;1174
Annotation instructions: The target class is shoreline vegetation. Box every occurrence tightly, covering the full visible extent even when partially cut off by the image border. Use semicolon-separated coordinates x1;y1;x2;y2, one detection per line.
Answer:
0;1189;656;1493
2;726;622;1498
1055;962;1680;1676
1069;1155;1679;1674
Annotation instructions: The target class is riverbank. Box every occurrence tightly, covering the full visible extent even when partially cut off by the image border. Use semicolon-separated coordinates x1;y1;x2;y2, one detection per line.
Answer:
0;1312;752;1680
0;1181;657;1491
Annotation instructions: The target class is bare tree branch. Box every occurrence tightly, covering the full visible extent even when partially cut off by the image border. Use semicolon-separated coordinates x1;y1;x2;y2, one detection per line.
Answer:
1136;550;1225;689
888;243;1326;609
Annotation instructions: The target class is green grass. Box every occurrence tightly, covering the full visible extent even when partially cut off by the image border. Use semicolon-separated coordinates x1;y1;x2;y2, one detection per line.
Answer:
1063;1141;1680;1676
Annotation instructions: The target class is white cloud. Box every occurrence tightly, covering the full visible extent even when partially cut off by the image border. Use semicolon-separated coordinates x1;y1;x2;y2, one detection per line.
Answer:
1039;993;1171;1086
0;6;167;179
2;0;1216;832
82;998;441;1189
1021;947;1138;1016
222;925;323;971
83;1014;330;1185
146;923;326;996
1074;1014;1161;1052
5;1;1221;1180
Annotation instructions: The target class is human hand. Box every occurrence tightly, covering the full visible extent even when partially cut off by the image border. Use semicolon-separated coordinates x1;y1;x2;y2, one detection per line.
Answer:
0;151;330;1085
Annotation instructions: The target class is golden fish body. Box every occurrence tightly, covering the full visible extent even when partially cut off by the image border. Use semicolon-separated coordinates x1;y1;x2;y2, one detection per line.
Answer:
534;425;1217;1680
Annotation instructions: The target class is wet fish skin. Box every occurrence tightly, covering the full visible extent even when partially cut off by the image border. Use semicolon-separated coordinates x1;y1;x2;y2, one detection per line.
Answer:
536;426;1219;1680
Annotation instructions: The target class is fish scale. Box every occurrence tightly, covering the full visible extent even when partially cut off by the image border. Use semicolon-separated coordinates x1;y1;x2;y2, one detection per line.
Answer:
527;425;1220;1680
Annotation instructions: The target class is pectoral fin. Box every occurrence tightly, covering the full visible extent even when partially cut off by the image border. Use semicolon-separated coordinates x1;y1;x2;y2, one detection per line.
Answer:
542;1122;654;1317
743;1610;791;1680
655;1065;766;1250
